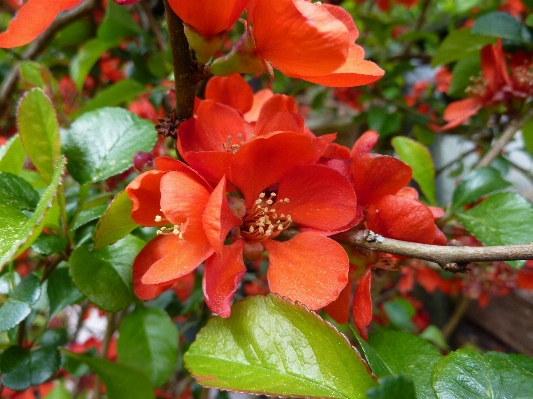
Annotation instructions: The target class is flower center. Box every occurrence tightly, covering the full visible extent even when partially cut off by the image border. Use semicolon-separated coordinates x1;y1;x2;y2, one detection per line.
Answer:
154;211;183;238
222;134;246;154
241;192;292;242
465;75;488;98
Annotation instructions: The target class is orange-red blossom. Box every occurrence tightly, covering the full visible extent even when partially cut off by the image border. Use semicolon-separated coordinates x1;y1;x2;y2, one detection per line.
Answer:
127;132;360;317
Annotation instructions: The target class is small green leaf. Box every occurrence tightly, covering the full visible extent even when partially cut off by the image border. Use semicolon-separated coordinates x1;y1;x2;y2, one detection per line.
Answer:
39;328;68;347
352;329;393;378
70;38;120;91
382;297;417;332
457;192;533;267
19;61;55;91
431;28;495;67
368;107;401;138
17;88;60;184
117;306;178;387
448;53;481;97
0;274;41;332
97;0;143;41
366;375;417;399
62;107;157;185
432;349;533;398
70;205;108;231
31;234;68;255
70;235;145;312
73;79;148;118
369;331;442;399
0;135;26;175
64;353;155;399
451;167;511;213
185;294;376;398
94;190;139;250
0;345;60;391
0;157;66;267
47;268;83;318
522;118;533;157
472;11;532;43
0;172;40;211
392;137;436;204
43;384;73;399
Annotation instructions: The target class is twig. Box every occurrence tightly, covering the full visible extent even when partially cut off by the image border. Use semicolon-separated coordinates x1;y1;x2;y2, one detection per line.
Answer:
398;0;432;57
441;296;471;340
435;148;477;175
0;0;99;116
476;106;533;168
336;229;533;272
138;0;167;51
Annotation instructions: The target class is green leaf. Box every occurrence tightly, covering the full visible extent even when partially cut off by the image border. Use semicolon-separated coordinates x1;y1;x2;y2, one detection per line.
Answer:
64;353;155;399
432;349;533;398
0;135;26;175
0;345;60;391
47;268;83;318
366;375;417;399
522;117;533;157
450;167;511;213
184;294;376;398
43;384;73;399
62;107;157;185
457;192;533;267
39;328;68;347
117;306;178;387
94;190;139;250
0;274;41;332
17;88;60;184
70;235;145;312
0;172;40;211
353;329;393;378
392;137;436;204
368;107;401;138
70;38;120;91
448;53;481;97
472;11;532;44
382;297;417;332
72;79;147;118
97;0;143;41
0;157;66;267
31;234;68;255
369;331;442;399
70;205;108;231
51;18;94;49
431;28;495;67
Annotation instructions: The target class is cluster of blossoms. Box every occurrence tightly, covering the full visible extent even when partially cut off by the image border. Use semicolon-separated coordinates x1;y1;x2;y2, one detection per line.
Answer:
127;74;445;317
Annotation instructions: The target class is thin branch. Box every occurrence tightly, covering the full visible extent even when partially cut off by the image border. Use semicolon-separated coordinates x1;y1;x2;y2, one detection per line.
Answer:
435;148;477;175
336;229;533;272
441;296;471;340
398;0;432;57
476;106;533;168
0;0;99;115
138;0;167;51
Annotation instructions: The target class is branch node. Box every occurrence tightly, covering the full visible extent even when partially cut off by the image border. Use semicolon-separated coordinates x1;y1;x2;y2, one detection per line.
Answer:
364;230;385;243
441;262;468;274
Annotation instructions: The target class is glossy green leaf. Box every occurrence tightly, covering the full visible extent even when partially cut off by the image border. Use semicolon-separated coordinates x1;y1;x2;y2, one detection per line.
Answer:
432;349;533;398
0;135;26;175
117;306;178;387
65;353;155;399
0;157;66;267
97;0;143;41
382;297;417;332
369;331;442;399
0;172;40;211
70;38;120;91
62;107;157;185
185;295;376;398
70;205;108;231
472;11;532;43
366;375;417;399
431;28;495;67
368;107;401;138
70;235;145;312
448;53;480;97
17;88;60;184
352;329;393;378
94;190;139;250
451;167;511;213
0;274;41;332
47;268;83;318
392;137;436;204
39;328;68;347
0;345;60;390
31;234;68;255
457;192;533;267
73;79;147;118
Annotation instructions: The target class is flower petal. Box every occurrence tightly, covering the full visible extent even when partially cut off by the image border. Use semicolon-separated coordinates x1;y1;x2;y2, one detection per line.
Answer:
0;0;83;48
141;237;214;285
351;130;379;157
160;171;211;245
441;98;482;130
276;164;357;231
205;74;254;114
352;153;412;208
126;170;167;227
243;89;274;122
203;176;242;254
352;266;372;340
264;232;349;310
252;0;349;77
323;275;352;324
203;239;246;317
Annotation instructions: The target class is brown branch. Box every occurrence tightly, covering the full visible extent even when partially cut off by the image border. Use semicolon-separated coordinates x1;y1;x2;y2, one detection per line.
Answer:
476;106;533;168
0;0;98;116
336;229;533;272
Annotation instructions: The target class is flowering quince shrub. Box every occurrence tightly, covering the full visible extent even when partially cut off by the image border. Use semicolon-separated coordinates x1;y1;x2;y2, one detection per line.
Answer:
2;0;533;399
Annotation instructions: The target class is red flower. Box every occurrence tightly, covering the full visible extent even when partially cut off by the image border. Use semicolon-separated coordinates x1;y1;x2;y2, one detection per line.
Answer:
0;0;83;48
